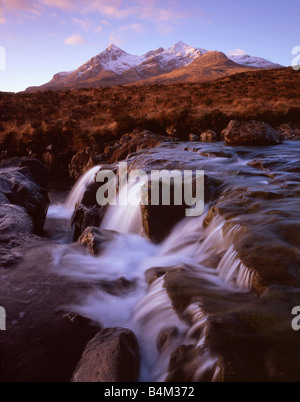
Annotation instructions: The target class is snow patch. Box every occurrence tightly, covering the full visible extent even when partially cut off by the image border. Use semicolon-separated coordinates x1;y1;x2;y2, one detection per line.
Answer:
228;54;281;68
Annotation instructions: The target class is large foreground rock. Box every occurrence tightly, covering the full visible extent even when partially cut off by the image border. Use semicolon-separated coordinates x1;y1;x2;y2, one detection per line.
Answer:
0;204;33;267
141;175;223;243
222;120;280;146
162;267;300;382
0;243;101;381
72;328;140;382
0;160;49;233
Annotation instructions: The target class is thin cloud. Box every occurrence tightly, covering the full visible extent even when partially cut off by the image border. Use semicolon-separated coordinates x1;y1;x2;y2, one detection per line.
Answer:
158;24;174;35
108;31;123;47
72;16;93;31
72;17;103;33
40;0;74;10
109;22;147;46
0;0;192;25
126;22;146;34
101;19;110;26
64;33;87;45
228;49;247;57
0;3;5;24
0;0;199;43
2;0;40;13
94;26;102;33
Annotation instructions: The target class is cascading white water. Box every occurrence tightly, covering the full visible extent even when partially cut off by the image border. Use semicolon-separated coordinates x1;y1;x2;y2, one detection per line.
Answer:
101;181;145;235
184;303;220;382
132;276;189;381
47;165;101;223
49;163;256;382
217;244;255;289
65;165;101;211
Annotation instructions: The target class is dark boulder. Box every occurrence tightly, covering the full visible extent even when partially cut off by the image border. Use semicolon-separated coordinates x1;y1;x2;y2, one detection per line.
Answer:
222;120;280;146
20;158;50;187
71;328;140;382
71;205;105;241
0;164;49;234
0;204;33;268
141;175;223;243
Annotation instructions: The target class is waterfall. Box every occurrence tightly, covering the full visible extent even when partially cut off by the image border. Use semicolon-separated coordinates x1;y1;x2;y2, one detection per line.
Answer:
217;245;255;289
49;164;256;382
47;165;101;222
64;165;101;211
132;276;188;381
184;303;220;382
101;181;145;235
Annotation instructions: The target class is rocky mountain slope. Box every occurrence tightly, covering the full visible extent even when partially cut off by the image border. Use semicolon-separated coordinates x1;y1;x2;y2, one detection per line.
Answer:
26;42;282;91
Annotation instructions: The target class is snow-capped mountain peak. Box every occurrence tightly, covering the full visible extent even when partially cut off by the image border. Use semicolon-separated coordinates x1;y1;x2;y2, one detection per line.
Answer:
73;42;209;77
164;41;207;58
152;41;207;70
95;44;143;74
71;44;143;76
33;41;283;91
228;53;283;69
167;41;190;54
106;44;122;52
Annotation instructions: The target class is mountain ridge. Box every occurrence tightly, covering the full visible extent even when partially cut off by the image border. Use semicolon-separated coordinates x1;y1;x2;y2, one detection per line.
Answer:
26;41;282;91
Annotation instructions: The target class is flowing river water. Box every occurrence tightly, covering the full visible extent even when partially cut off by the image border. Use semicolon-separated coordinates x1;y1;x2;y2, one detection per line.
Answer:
1;140;300;381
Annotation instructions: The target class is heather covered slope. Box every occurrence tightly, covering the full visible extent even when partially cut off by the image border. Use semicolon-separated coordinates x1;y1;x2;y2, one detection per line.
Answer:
1;67;299;174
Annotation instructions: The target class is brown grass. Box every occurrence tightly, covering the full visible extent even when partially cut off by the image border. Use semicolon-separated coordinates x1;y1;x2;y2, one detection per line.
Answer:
0;67;299;161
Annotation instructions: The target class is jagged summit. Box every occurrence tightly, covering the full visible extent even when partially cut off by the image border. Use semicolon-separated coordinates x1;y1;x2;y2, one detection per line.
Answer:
106;44;122;51
25;42;282;91
166;41;207;56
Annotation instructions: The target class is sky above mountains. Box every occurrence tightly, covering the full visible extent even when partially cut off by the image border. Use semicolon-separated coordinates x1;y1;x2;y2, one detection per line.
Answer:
0;0;298;92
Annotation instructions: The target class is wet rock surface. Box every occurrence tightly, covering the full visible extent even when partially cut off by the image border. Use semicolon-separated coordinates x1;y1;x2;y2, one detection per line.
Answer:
72;328;140;382
277;123;300;140
2;138;300;383
0;159;50;268
0;161;50;233
200;130;217;142
69;149;93;181
0;244;101;381
0;204;34;268
78;226;118;255
141;174;223;243
189;134;199;142
109;130;168;164
222;120;280;146
67;130;169;180
163;268;300;382
71;204;105;241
